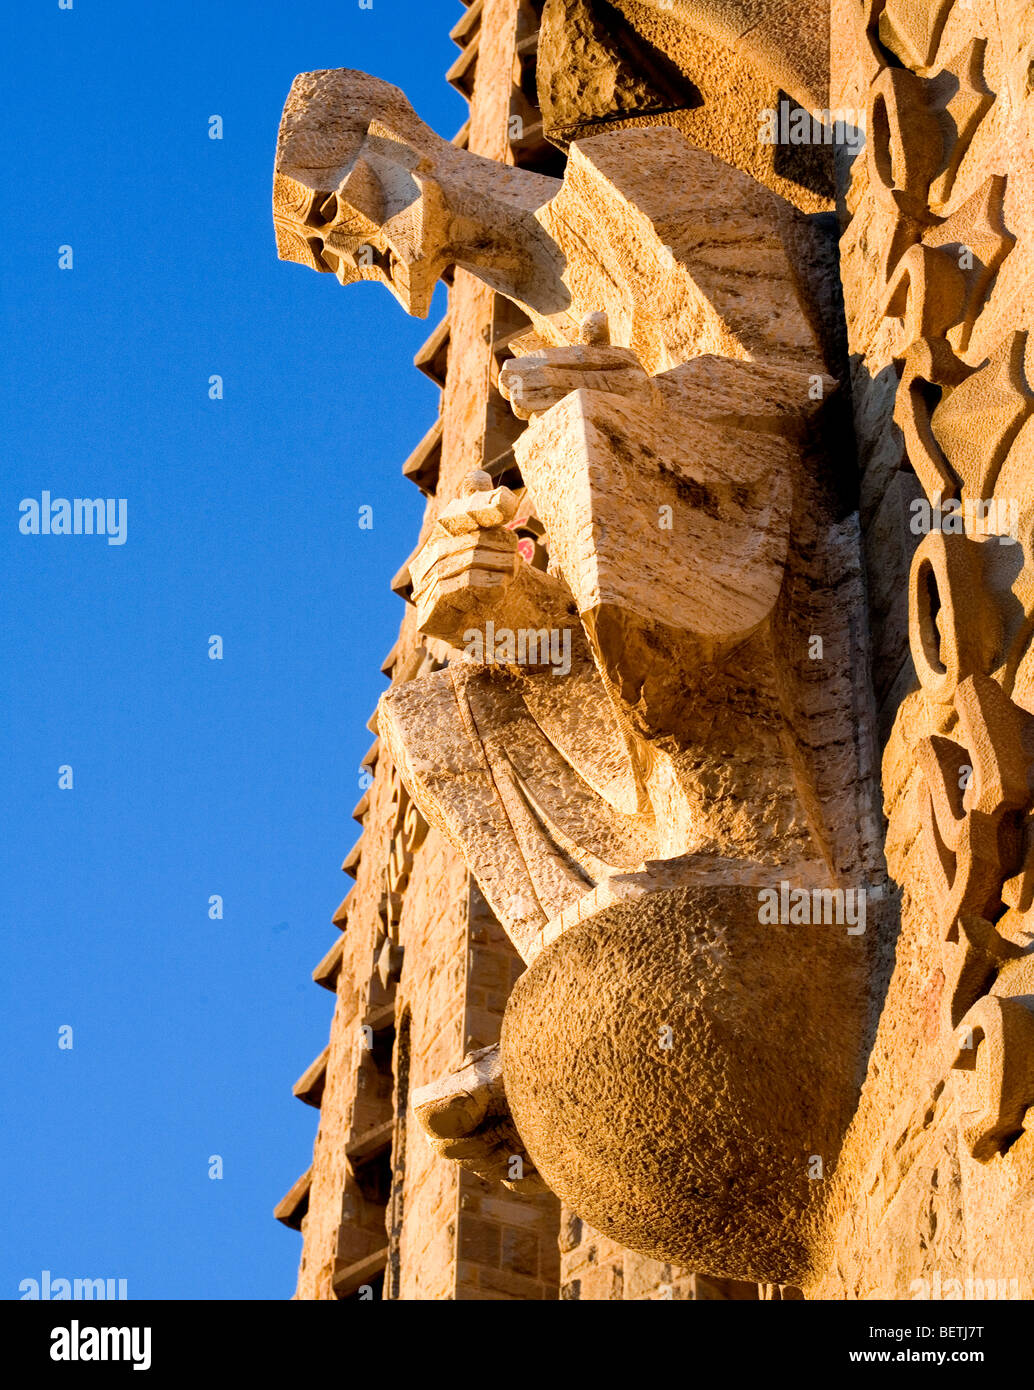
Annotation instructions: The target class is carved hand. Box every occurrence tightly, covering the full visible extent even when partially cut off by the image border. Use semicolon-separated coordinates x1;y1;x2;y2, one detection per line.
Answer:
409;469;581;652
409;471;522;643
498;312;659;420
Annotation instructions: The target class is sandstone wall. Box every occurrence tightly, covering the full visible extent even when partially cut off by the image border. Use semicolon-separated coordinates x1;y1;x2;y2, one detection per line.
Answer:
815;0;1034;1299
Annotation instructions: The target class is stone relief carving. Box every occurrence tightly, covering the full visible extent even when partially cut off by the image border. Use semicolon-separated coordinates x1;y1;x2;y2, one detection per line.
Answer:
377;767;428;990
275;67;888;1283
846;0;1034;1179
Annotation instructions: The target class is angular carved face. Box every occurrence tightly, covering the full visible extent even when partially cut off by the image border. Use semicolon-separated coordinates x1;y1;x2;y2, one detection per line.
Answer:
275;68;567;322
274;114;448;318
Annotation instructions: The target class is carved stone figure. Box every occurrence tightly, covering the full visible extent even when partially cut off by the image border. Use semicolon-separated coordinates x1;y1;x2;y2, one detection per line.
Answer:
274;70;834;373
275;66;884;1284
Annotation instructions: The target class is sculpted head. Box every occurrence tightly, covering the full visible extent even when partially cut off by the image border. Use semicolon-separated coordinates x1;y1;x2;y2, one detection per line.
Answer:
274;69;562;318
273;69;457;316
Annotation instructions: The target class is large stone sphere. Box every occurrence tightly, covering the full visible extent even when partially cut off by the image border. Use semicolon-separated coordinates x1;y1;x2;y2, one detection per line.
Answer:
500;883;866;1284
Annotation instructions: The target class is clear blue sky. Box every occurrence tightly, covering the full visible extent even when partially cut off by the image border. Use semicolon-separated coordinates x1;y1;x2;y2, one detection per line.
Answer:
1;0;465;1299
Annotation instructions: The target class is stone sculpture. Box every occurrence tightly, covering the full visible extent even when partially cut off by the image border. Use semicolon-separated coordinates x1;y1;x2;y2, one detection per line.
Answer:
274;66;885;1284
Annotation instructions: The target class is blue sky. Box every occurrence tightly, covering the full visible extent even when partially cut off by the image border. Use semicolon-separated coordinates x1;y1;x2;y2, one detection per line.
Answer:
0;0;465;1299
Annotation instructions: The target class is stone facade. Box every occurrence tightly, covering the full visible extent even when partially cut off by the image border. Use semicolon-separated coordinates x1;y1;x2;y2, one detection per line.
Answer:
273;0;1034;1301
811;0;1034;1300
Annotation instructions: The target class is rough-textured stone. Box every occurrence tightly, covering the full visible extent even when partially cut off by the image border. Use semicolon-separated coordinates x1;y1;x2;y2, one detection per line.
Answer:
501;883;868;1282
